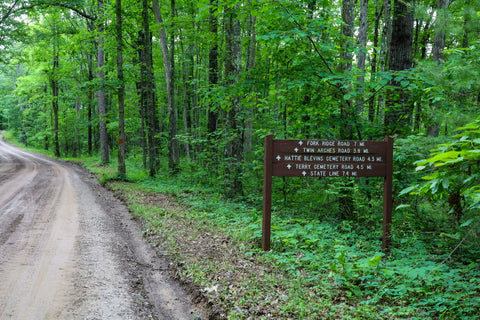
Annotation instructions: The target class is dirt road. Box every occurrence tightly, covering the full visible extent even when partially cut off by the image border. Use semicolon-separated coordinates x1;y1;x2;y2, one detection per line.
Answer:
0;136;204;320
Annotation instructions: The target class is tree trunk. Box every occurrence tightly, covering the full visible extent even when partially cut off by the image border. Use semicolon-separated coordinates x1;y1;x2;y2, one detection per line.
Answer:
179;2;198;161
169;0;179;172
192;54;200;160
181;40;194;160
375;0;392;124
340;0;355;140
224;3;243;198
339;0;356;220
73;98;80;157
152;0;179;174
244;0;257;154
425;0;449;137
461;13;470;48
43;85;49;150
368;0;381;124
87;51;94;155
137;83;148;170
141;0;159;177
433;0;449;62
51;46;60;157
207;0;219;135
116;0;126;176
85;20;95;155
357;0;368;115
419;19;432;61
97;0;109;163
136;35;148;170
380;0;392;71
384;0;414;135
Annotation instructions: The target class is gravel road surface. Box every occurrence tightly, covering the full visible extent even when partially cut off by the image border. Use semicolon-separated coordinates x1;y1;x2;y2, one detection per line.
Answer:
0;136;203;320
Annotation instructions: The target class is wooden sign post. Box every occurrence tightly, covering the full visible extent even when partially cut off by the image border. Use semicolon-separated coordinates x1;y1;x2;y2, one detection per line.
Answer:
262;135;394;252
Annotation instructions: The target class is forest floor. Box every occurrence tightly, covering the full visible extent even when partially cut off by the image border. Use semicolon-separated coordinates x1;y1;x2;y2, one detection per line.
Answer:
107;183;284;319
0;136;207;319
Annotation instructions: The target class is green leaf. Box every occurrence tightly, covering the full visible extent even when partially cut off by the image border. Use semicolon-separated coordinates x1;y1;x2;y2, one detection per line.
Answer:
399;186;418;196
440;232;461;240
438;156;464;166
460;219;474;228
368;254;383;267
427;151;461;164
415;165;427;171
406;269;423;280
422;171;439;180
442;178;450;190
430;179;440;194
395;204;411;211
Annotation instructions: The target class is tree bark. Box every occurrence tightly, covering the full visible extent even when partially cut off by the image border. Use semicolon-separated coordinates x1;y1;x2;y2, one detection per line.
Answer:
179;2;198;161
73;98;80;157
380;0;392;71
339;0;356;220
116;0;126;176
375;0;392;123
384;0;414;135
357;0;368;115
151;0;179;173
340;0;355;140
136;77;148;170
135;34;148;170
244;0;256;154
142;0;159;176
86;22;95;156
181;39;194;160
97;0;109;163
425;0;449;137
433;0;449;62
368;0;381;124
419;19;432;61
51;45;60;157
461;12;471;48
224;3;243;198
207;0;219;135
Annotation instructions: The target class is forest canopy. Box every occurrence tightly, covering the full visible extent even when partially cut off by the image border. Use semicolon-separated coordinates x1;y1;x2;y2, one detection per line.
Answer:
1;0;479;172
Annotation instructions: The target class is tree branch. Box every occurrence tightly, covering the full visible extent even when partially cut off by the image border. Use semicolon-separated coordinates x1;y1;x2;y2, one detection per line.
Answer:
1;0;22;24
4;1;96;22
38;2;96;20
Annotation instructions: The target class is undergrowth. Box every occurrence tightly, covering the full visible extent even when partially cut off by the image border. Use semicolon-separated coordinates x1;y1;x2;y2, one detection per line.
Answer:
99;174;479;318
6;133;480;319
92;145;479;319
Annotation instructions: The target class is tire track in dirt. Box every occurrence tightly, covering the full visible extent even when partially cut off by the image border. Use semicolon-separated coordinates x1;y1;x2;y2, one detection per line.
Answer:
0;139;79;319
0;136;205;319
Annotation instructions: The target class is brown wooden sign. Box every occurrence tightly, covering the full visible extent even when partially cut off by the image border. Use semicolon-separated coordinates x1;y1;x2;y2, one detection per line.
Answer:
262;135;394;252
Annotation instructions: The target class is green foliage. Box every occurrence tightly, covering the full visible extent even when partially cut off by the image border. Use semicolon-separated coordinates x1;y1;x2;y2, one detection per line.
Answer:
89;155;480;319
413;118;480;212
